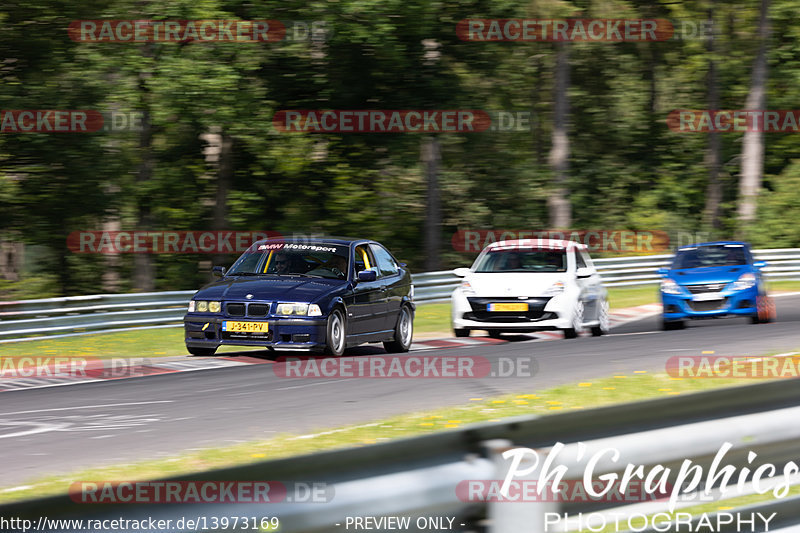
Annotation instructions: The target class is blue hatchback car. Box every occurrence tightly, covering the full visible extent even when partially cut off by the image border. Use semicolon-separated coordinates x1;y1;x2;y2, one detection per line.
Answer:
658;241;770;330
184;237;414;356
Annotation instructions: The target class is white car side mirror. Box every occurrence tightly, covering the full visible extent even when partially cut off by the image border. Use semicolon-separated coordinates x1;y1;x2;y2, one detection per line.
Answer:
576;267;593;278
453;267;471;277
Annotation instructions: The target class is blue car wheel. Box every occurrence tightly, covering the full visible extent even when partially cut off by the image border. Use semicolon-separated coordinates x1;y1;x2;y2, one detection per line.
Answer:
325;308;346;356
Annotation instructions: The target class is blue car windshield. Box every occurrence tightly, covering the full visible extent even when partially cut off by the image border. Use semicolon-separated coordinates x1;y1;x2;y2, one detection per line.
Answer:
227;243;350;280
474;249;567;273
673;245;747;269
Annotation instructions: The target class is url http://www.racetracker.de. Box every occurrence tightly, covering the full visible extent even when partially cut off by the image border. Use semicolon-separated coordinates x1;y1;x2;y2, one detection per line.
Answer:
1;515;281;532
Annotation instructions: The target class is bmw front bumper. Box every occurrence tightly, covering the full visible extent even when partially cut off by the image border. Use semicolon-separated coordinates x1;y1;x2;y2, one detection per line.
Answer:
184;314;328;352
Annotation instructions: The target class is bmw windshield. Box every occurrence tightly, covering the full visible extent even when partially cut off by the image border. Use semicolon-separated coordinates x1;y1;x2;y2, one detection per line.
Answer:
227;243;350;280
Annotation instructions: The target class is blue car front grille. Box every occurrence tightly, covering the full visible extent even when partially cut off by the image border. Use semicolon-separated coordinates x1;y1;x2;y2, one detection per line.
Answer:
227;303;246;316
685;283;726;294
688;298;728;312
247;304;269;317
225;302;271;317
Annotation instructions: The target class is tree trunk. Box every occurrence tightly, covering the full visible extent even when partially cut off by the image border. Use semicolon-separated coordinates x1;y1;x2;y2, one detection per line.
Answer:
703;4;723;232
201;127;233;269
531;55;545;165
422;137;441;271
737;0;770;234
548;42;571;228
133;42;155;292
101;217;121;292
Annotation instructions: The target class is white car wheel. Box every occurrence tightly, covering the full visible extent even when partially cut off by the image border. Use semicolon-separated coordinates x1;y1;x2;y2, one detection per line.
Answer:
591;298;609;336
563;300;584;339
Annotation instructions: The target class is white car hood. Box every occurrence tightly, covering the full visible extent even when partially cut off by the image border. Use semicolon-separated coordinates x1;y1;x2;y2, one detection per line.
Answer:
465;272;566;297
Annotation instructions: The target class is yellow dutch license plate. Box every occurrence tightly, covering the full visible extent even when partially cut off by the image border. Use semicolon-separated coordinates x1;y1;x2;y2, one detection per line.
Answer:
224;321;269;333
488;303;528;312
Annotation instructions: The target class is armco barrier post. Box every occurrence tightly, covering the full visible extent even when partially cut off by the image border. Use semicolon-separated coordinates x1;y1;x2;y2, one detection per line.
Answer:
485;439;558;533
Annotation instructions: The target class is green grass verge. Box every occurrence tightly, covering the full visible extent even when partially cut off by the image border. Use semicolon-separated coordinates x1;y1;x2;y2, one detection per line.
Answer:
414;302;451;334
607;285;660;309
767;279;800;292
0;370;751;504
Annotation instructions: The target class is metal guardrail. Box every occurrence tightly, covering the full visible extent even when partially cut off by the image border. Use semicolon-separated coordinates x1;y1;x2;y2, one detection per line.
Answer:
0;291;195;342
2;248;800;341
2;378;800;532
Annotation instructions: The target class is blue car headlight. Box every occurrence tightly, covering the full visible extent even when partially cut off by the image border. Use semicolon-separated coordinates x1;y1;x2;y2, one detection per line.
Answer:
730;272;756;291
276;302;322;316
661;278;682;295
188;300;220;313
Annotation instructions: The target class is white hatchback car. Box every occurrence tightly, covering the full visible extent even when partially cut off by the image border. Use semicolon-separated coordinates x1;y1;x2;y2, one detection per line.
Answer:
451;239;609;339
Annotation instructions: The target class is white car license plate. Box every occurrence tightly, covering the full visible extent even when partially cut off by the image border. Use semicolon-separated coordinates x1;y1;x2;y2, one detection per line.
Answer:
693;293;723;302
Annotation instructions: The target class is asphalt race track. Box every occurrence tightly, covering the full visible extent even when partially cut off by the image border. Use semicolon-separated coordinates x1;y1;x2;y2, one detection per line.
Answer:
3;294;800;486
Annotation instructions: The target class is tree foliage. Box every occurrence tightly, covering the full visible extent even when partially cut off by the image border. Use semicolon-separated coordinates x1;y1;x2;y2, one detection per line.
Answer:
1;0;799;295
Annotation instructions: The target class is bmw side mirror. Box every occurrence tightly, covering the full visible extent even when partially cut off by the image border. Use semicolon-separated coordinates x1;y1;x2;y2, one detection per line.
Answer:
753;261;767;269
212;266;226;277
657;267;668;276
357;270;377;282
453;267;471;278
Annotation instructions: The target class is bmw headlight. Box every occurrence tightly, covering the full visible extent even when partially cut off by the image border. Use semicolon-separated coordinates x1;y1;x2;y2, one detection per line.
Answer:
190;300;220;313
276;302;321;316
730;273;756;291
661;278;682;295
543;281;565;296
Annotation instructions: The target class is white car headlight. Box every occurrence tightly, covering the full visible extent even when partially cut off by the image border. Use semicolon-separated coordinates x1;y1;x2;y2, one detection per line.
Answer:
731;273;756;291
543;281;565;295
460;280;475;295
277;302;310;316
661;278;682;295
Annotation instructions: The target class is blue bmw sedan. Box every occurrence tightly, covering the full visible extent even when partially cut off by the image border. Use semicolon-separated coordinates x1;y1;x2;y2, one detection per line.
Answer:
184;237;414;356
658;241;771;330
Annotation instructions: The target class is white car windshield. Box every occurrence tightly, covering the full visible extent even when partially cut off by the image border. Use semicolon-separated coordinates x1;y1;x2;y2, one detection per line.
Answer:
474;249;567;273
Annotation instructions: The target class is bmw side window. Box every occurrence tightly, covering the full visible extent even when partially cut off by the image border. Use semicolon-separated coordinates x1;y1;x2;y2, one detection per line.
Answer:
355;245;379;277
371;244;400;277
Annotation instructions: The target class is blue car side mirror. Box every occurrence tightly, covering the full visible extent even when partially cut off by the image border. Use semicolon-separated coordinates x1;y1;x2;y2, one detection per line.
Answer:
212;266;226;277
357;270;377;282
753;260;767;269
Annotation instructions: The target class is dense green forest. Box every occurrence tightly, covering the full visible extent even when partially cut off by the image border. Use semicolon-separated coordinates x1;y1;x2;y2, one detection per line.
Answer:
2;0;799;297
